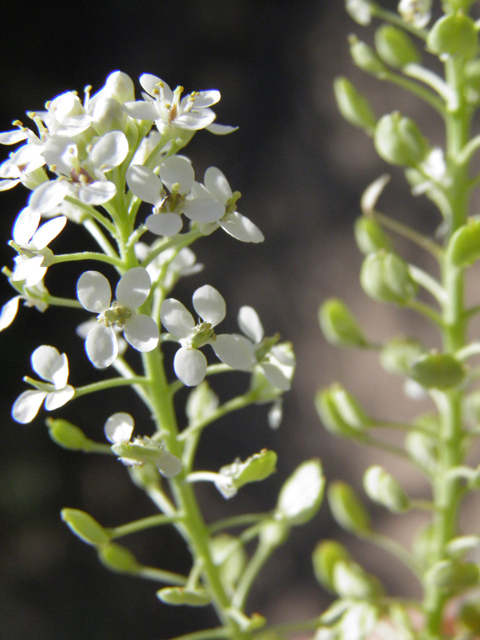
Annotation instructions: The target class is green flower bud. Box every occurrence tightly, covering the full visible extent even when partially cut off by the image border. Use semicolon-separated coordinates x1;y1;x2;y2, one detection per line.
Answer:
319;298;367;348
374;113;429;167
375;25;421;69
425;559;479;591
363;466;409;513
315;384;371;438
446;218;480;268
47;418;90;451
410;353;465;390
61;508;111;546
349;37;387;76
380;337;426;376
98;542;140;573
328;481;371;534
157;587;212;607
333;77;377;134
354;216;392;254
276;459;325;526
312;540;352;592
360;251;418;305
427;14;477;59
333;560;385;599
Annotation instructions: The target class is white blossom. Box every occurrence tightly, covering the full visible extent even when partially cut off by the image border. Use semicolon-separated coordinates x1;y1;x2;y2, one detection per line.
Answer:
346;0;373;25
0;281;49;331
123;73;236;136
77;267;159;368
12;345;75;423
104;412;182;477
398;0;431;28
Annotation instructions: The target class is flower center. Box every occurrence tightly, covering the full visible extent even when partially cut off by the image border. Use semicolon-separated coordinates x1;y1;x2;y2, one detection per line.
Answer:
98;301;133;328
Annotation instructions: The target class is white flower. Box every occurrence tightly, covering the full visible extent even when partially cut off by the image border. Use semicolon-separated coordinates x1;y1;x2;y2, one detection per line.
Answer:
104;412;182;477
124;73;236;136
9;207;66;286
0;126;46;191
160;285;255;386
126;156;224;237
77;267;159;368
398;0;431;28
346;0;373;25
0;281;49;331
200;167;264;243
12;345;75;423
29;130;129;213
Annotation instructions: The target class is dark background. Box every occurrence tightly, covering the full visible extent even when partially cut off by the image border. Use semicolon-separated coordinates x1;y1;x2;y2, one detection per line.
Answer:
2;1;478;639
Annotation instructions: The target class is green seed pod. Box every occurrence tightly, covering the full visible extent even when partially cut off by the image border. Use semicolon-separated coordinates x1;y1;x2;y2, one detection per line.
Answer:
360;251;418;305
157;587;212;607
405;430;438;474
349;37;387;76
333;560;385;599
276;459;325;526
186;381;219;424
460;601;480;635
374;113;429;167
328;481;371;534
425;559;479;591
219;449;278;494
427;14;477;59
410;353;466;390
375;25;421;69
319;298;367;348
446;218;480;268
444;0;475;10
333;77;377;133
47;418;90;451
98;543;140;573
354;216;392;254
380;337;425;376
363;466;409;513
61;508;111;546
315;384;371;438
312;540;352;592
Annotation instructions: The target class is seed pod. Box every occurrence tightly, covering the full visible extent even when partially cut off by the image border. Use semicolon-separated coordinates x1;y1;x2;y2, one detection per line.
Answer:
276;460;325;526
374;113;429;167
446;218;480;268
333;560;385;599
349;37;387;76
334;77;377;133
316;384;371;438
328;481;371;534
47;418;90;451
410;353;465;390
354;216;392;254
380;337;425;376
375;25;421;69
157;587;212;606
427;14;478;59
319;298;367;348
98;543;140;573
312;540;352;592
360;251;418;305
363;466;409;513
61;508;111;546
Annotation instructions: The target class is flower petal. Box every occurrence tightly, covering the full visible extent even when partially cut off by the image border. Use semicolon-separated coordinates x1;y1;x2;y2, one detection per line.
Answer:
204;166;232;203
183;197;224;223
45;385;75;410
127;165;163;206
174;347;207;386
31;216;67;250
159;156;194;194
219;212;264;243
13;207;40;245
0;129;29;145
0;296;21;331
122;100;159;120
156;451;183;477
85;324;118;368
76;180;116;205
211;334;255;370
260;363;291;391
140;74;172;99
238;306;264;344
123;314;159;352
160;299;195;338
31;345;66;385
205;122;238;135
29;180;70;214
146;212;183;236
12;390;47;424
192;285;226;326
90;131;129;172
77;271;111;313
104;412;134;444
116;267;151;309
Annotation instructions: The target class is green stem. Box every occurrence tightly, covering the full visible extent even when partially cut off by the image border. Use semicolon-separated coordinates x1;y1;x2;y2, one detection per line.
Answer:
109;513;183;539
53;251;124;269
74;376;149;399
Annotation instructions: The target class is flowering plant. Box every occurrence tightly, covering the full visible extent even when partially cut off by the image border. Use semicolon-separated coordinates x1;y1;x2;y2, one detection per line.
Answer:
5;1;480;639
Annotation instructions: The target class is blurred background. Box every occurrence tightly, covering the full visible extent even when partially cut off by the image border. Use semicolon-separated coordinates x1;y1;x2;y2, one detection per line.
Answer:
2;1;480;638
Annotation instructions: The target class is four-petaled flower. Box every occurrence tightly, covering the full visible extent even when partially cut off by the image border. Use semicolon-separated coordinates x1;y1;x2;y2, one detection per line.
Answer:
12;345;75;424
398;0;431;28
77;267;159;368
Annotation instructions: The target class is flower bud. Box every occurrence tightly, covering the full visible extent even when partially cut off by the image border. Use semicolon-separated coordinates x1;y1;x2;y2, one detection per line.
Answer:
363;466;409;513
47;418;89;451
333;560;385;599
157;587;212;606
333;77;377;134
354;216;392;254
61;508;111;546
380;337;425;376
427;14;477;59
410;353;465;390
98;542;140;573
349;37;387;76
315;385;371;438
319;298;367;348
425;559;479;591
374;113;429;167
375;25;421;69
446;219;480;268
328;481;371;534
276;459;325;526
91;98;127;136
312;540;352;592
360;251;418;305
